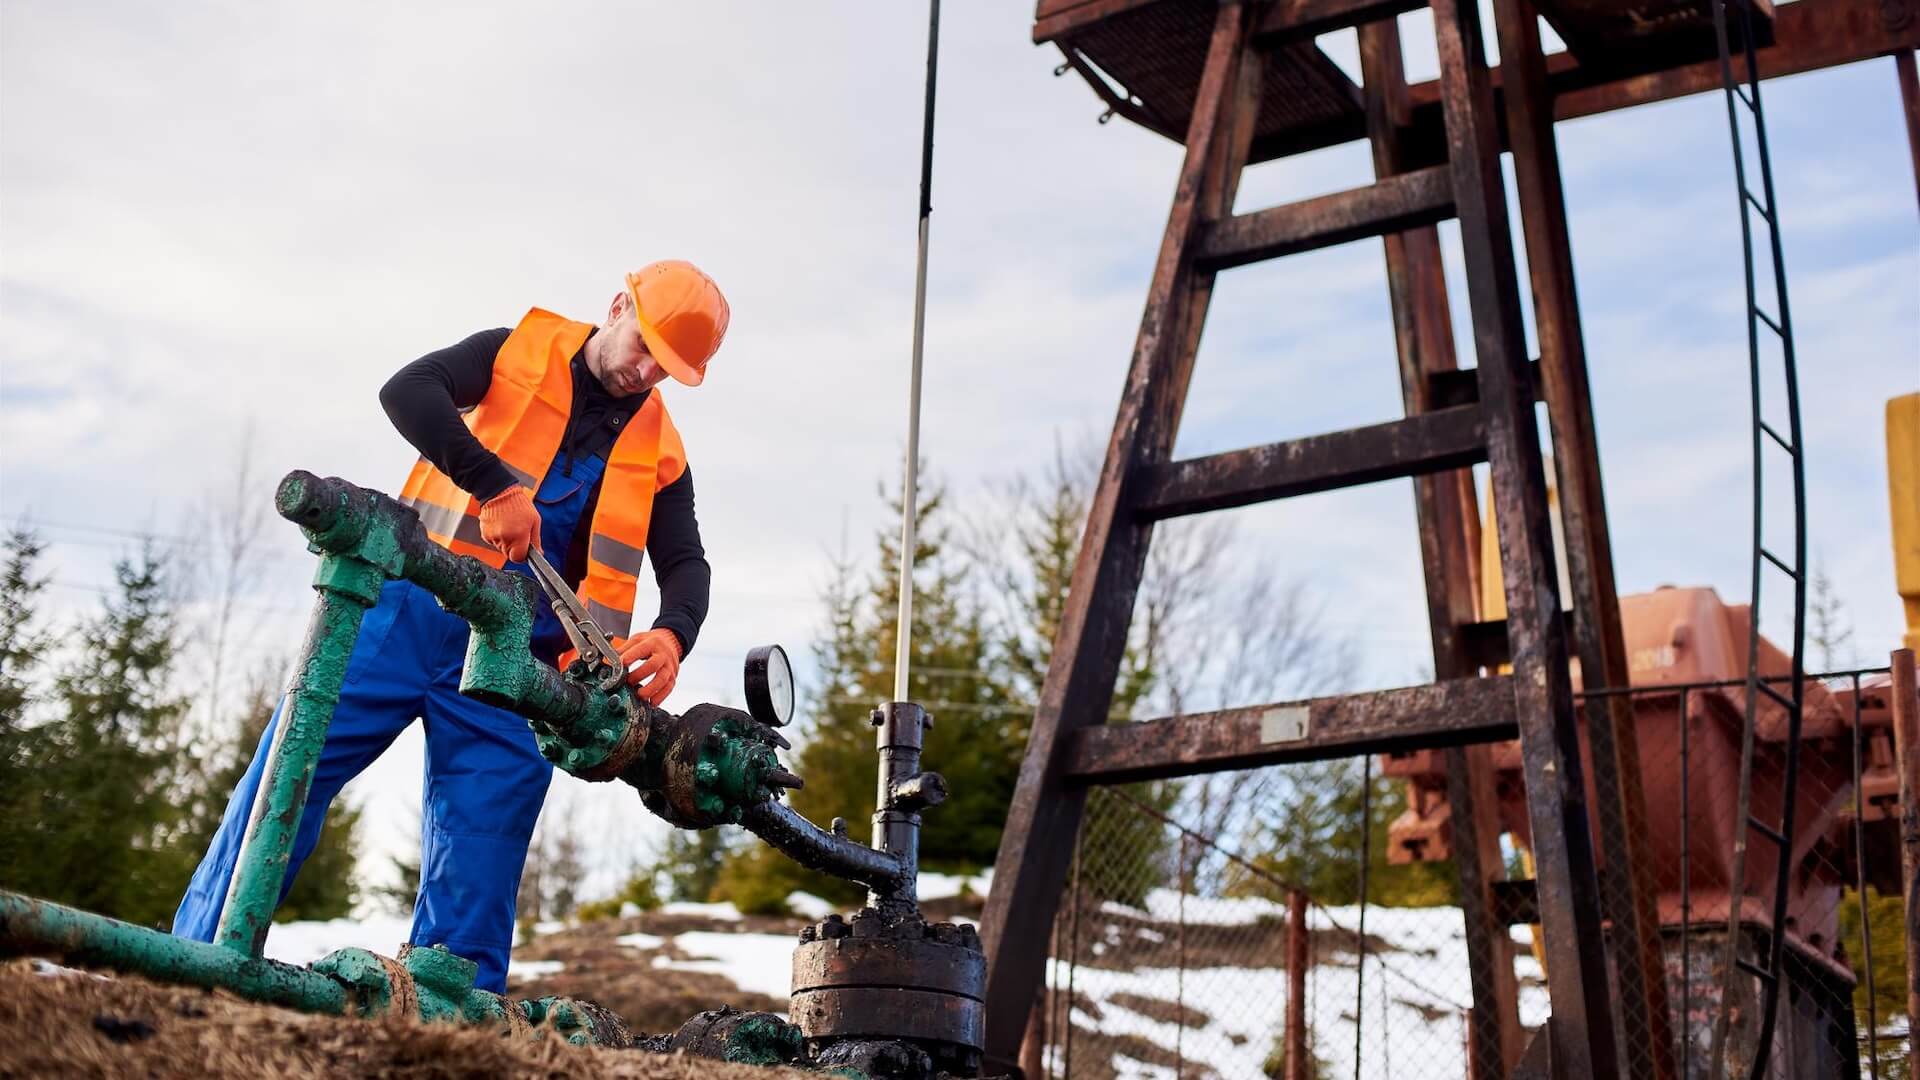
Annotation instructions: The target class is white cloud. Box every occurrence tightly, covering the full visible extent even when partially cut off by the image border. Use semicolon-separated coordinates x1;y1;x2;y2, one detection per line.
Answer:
4;2;1914;884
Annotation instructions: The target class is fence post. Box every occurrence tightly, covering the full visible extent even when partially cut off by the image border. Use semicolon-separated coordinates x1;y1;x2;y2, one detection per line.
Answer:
1891;647;1918;1079
1286;887;1308;1080
1019;993;1045;1080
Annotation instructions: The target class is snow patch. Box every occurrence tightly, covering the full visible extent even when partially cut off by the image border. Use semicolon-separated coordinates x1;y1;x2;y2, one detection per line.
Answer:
653;931;796;998
261;915;415;967
1038;899;1541;1080
917;869;990;901
31;959;105;980
785;892;836;919
616;932;666;951
659;900;744;920
507;960;565;979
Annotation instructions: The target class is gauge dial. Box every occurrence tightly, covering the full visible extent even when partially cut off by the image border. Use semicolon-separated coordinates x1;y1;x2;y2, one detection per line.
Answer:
744;644;795;727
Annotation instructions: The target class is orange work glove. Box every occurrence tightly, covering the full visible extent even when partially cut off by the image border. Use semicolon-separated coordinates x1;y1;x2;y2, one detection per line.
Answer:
618;629;683;706
478;486;541;562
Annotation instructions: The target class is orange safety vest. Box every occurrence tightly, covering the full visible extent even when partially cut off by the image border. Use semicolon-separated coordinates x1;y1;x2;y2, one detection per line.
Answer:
397;308;687;639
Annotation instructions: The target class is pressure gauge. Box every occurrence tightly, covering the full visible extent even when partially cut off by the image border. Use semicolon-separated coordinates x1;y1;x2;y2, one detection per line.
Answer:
744;644;795;728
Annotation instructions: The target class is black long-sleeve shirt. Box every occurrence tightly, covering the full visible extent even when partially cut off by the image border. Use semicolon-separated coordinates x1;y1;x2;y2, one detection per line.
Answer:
378;328;710;656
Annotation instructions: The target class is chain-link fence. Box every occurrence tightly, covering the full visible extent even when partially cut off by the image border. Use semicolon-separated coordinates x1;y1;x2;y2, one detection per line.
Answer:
1594;668;1910;1080
1029;762;1529;1079
1024;667;1911;1080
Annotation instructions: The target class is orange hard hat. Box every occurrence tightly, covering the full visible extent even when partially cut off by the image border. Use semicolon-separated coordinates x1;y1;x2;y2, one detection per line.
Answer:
625;260;730;387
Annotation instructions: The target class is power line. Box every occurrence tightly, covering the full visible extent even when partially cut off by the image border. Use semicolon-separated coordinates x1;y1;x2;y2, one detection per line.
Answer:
3;514;308;565
44;578;313;617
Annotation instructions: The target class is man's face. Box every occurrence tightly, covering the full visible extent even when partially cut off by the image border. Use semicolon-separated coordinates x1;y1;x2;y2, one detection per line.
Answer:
591;297;668;398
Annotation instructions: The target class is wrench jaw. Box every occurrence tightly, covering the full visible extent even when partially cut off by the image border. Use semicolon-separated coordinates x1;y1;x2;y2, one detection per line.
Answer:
561;652;626;697
529;549;626;692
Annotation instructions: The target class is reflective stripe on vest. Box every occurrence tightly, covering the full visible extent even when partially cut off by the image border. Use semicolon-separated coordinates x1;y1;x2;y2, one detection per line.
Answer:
397;307;687;638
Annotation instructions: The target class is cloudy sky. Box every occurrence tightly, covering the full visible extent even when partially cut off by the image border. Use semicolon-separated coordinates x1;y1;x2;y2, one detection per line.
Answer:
3;3;1915;890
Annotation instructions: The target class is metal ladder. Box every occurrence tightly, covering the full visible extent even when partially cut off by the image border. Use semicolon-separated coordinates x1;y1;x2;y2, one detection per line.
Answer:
1705;0;1808;1076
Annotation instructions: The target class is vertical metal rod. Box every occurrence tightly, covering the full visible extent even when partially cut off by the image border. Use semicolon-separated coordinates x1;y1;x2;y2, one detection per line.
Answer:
1378;954;1390;1080
1177;831;1187;1078
893;0;941;703
1889;648;1920;1080
1352;755;1370;1080
216;586;370;954
1681;687;1693;1080
1853;672;1882;1079
1898;51;1920;217
1021;995;1045;1080
1286;888;1309;1080
1064;818;1081;1080
1049;883;1065;1080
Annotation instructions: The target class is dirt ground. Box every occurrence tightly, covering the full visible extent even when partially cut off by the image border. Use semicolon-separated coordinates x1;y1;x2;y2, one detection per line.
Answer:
0;898;993;1077
507;909;804;1035
0;959;807;1080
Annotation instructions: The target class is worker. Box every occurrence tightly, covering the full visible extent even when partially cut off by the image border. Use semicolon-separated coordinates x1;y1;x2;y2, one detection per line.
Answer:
172;262;727;992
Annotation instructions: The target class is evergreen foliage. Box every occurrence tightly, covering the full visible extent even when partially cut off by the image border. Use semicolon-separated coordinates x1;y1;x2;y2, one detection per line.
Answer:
1839;886;1909;1076
576;871;662;922
0;532;361;929
1234;760;1454;907
988;449;1168;907
517;800;589;925
661;827;730;902
0;529;51;882
6;547;196;925
717;472;1026;909
371;828;424;916
711;454;1188;911
715;843;816;915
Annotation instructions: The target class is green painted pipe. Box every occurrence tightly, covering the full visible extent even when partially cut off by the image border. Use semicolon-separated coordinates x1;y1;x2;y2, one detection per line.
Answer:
0;890;350;1014
216;571;380;956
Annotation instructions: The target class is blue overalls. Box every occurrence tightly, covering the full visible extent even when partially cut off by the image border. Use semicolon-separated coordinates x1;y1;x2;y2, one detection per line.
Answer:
174;448;608;992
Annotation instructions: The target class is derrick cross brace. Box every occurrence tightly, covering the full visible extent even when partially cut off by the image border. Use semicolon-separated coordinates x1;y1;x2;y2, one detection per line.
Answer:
976;1;1639;1077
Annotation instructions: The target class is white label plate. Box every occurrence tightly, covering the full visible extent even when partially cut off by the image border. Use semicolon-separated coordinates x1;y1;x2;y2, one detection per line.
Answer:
1259;705;1310;744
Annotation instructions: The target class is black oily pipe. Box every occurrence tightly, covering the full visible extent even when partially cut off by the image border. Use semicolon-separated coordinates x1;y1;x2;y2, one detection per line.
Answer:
740;800;908;898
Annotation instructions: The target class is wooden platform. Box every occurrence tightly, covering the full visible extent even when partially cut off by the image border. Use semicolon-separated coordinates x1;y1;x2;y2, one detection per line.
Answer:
1038;0;1363;162
1034;0;1815;163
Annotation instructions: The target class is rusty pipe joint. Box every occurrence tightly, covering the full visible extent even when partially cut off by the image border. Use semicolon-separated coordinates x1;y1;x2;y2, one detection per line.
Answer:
889;771;947;812
870;702;938;908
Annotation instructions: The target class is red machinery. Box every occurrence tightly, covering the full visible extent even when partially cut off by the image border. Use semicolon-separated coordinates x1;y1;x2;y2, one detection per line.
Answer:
1385;585;1901;972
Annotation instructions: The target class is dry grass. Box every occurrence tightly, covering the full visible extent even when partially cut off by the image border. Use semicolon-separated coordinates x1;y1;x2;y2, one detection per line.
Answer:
0;960;805;1080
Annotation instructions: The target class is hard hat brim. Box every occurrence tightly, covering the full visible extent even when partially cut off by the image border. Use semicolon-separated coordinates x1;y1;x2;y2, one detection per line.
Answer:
639;318;704;387
628;277;705;387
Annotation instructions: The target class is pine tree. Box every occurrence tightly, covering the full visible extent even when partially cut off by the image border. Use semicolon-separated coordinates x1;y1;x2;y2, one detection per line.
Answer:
13;547;194;926
661;827;731;902
717;469;1024;911
988;445;1168;908
1808;558;1857;671
1235;759;1454;907
1840;887;1910;1076
371;818;424;917
989;443;1153;733
0;528;50;882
